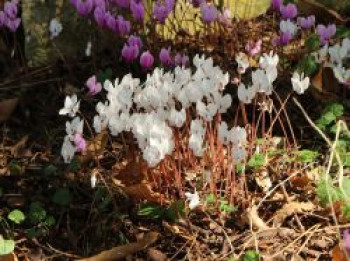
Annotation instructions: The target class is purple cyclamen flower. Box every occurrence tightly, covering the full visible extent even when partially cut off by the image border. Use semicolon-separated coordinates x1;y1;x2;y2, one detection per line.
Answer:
165;0;175;12
140;51;154;69
280;3;298;19
127;35;142;49
174;53;189;67
94;0;106;10
105;12;117;32
115;0;130;8
116;16;131;36
245;40;262;56
298;15;315;29
190;0;204;8
74;133;87;152
70;0;78;6
279;32;292;45
4;2;18;19
94;7;106;27
0;11;7;27
86;75;102;95
159;47;173;67
344;229;350;251
130;0;145;22
122;43;139;63
201;4;217;23
5;18;21;33
317;24;336;45
271;0;282;11
76;0;94;16
153;1;170;23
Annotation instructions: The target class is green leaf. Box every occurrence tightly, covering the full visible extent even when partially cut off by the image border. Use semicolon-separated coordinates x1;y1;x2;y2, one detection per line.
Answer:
26;227;45;239
316;179;343;207
305;34;321;52
0;237;15;256
297;150;318;163
165;200;186;222
342;201;350;218
137;202;165;219
44;216;56;227
44;165;57;176
8;209;25;224
335;26;350;39
68;158;81;172
205;193;216;205
340;178;350;198
219;199;236;214
327;103;344;118
316;111;336;127
29;202;46;224
247;154;265;169
298;55;319;76
243;250;260;261
52;188;72;206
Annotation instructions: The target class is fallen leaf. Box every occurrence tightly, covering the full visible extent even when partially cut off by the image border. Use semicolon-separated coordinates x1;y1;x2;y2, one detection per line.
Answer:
10;135;29;157
77;232;159;261
147;248;168;261
290;175;311;189
79;130;108;164
0;253;18;261
0;98;19;124
246;205;270;230
273;202;316;226
122;183;164;203
332;244;350;261
312;67;323;92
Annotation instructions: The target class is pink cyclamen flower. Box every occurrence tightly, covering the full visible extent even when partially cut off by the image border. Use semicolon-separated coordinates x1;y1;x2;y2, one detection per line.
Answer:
94;7;106;27
74;133;87;152
86;75;102;95
159;47;173;67
317;24;336;45
76;0;94;16
201;3;217;23
5;18;21;32
218;8;231;27
116;16;131;36
280;3;298;19
344;229;350;251
130;0;145;22
4;2;18;19
153;1;170;23
271;0;282;11
297;15;315;29
0;11;7;27
127;35;142;49
115;0;130;8
94;0;106;9
174;53;189;67
122;43;139;63
245;40;262;56
140;51;154;69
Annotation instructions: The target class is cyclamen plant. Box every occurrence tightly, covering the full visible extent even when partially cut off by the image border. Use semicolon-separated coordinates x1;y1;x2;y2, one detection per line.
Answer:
59;49;314;208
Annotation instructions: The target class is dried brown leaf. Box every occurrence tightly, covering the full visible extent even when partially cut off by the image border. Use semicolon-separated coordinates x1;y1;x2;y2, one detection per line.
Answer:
273;202;316;226
10;135;29;157
122;183;164;203
0;98;19;124
77;232;159;261
246;205;270;230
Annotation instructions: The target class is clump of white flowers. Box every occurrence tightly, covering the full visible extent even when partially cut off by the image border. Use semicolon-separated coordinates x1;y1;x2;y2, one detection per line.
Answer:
235;51;279;104
313;38;350;86
59;55;236;167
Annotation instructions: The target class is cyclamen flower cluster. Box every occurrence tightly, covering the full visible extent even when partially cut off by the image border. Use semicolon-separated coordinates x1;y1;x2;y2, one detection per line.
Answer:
314;38;350;86
68;55;229;167
59;95;87;162
236;51;279;103
0;0;21;33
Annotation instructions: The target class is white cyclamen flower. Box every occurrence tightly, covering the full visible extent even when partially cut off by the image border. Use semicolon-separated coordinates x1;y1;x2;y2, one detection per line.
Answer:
333;65;350;85
59;94;80;117
218;121;229;144
229;126;247;146
91;173;97;188
185;191;200;209
237;83;256;104
259;51;279;70
61;136;76;163
66;117;84;136
280;19;297;36
236;52;250;74
49;18;63;39
291;72;310;95
169;107;186;128
231;146;247;163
